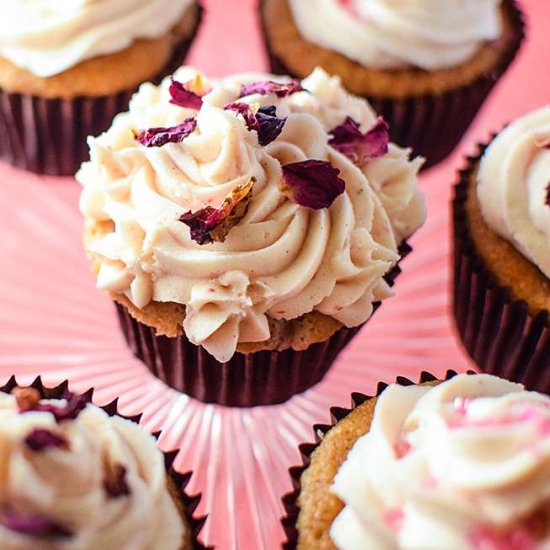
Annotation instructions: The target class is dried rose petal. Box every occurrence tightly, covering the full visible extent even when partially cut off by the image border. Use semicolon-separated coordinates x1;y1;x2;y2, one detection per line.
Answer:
329;117;389;164
281;160;345;210
224;103;286;146
256;106;286;146
135;117;197;148
169;79;204;110
104;463;130;499
17;391;89;424
1;509;71;538
240;80;304;98
24;429;68;452
546;182;550;207
224;102;259;132
179;179;254;245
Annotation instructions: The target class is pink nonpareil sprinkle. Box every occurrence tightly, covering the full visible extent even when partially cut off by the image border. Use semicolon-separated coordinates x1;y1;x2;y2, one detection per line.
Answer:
470;525;539;550
453;396;470;415
394;439;411;458
383;508;404;530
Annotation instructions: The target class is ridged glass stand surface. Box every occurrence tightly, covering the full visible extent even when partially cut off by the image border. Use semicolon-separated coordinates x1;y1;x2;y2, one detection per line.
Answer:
0;1;548;548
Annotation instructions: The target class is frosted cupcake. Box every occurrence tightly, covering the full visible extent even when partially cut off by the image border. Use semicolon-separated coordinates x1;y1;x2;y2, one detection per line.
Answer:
0;0;202;176
260;0;524;169
78;66;426;406
283;373;550;549
453;106;550;394
0;378;206;549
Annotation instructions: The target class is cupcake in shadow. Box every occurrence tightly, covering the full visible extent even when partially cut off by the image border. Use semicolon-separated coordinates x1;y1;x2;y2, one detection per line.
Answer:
78;66;426;407
0;0;202;176
260;0;525;169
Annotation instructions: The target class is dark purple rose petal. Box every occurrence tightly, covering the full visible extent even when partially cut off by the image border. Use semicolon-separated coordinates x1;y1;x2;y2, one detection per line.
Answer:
24;429;68;452
104;464;130;499
169;79;204;110
281;160;345;209
256;106;286;146
224;103;286;146
17;390;90;424
135;117;197;148
224;103;259;132
1;509;71;538
239;80;304;98
179;179;254;245
329;116;389;164
546;182;550;207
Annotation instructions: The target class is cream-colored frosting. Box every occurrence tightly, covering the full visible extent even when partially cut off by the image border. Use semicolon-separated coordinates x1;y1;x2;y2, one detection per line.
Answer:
478;106;550;280
289;0;503;71
0;393;184;549
331;374;550;550
78;67;425;362
0;0;192;77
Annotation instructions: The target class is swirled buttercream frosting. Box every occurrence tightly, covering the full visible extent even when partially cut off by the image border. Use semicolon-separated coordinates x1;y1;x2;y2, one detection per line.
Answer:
78;67;425;362
0;0;192;77
478;106;550;280
331;374;550;550
0;388;184;549
289;0;503;71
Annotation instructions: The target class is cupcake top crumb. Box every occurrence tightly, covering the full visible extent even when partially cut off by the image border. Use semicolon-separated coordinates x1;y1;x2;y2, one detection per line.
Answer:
0;387;185;549
0;0;193;77
331;374;550;550
478;105;550;281
289;0;504;71
78;67;425;362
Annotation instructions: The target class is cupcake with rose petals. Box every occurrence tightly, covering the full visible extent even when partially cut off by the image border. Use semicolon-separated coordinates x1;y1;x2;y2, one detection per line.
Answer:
260;0;524;169
0;377;206;550
282;372;550;549
453;106;550;394
0;0;202;176
78;66;426;407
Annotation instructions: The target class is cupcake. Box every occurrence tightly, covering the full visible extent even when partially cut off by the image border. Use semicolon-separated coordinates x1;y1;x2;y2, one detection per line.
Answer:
0;0;202;176
260;0;525;169
453;106;550;394
0;376;206;549
78;66;426;407
282;372;550;549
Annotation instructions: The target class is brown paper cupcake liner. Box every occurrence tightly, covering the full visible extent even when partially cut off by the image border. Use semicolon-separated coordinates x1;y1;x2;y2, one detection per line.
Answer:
0;3;203;177
280;369;463;549
0;376;209;550
452;146;550;394
116;243;412;408
261;0;525;170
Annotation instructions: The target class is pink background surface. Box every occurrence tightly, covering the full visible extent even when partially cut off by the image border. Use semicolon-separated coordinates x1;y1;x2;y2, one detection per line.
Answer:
0;1;548;548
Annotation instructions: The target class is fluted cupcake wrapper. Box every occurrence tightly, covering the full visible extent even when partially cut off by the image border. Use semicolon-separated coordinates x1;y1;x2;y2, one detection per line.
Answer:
0;376;209;550
115;243;411;408
262;0;524;170
280;370;463;549
0;3;202;177
452;147;550;395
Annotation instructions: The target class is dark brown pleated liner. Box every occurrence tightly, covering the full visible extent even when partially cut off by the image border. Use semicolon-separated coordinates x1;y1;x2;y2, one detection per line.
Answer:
0;3;203;177
452;146;550;394
0;376;209;550
116;244;411;407
261;0;525;170
280;370;463;549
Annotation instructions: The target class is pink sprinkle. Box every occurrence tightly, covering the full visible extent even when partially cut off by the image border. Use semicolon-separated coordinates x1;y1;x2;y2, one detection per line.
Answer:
422;476;438;489
383;508;404;530
470;525;538;550
394;439;411;458
453;396;470;415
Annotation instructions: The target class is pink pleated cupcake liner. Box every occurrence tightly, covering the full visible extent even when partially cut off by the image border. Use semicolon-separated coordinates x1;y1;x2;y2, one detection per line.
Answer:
0;3;202;177
453;146;550;394
280;370;462;549
115;244;411;407
0;375;209;549
262;0;525;170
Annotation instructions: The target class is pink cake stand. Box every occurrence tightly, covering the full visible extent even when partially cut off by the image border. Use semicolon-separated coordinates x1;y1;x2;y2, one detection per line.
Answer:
0;1;548;548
